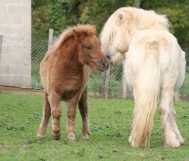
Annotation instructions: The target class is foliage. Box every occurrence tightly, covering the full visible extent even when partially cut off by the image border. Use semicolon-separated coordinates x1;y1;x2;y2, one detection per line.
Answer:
140;0;189;66
32;0;51;40
79;0;133;34
141;0;189;44
49;0;87;37
0;93;189;160
32;0;189;45
31;0;189;97
49;0;67;36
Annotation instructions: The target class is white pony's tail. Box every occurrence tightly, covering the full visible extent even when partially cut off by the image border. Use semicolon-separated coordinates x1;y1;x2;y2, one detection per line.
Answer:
131;40;161;147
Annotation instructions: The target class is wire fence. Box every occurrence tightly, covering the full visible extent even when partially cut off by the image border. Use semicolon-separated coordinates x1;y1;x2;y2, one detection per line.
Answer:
31;38;124;98
31;39;189;99
0;36;188;98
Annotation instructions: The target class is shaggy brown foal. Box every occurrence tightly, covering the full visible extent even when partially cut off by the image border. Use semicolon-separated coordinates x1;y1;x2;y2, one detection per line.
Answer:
36;25;109;141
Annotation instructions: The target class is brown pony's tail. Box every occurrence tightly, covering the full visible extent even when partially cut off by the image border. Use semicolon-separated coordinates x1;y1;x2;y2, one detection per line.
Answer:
131;40;161;147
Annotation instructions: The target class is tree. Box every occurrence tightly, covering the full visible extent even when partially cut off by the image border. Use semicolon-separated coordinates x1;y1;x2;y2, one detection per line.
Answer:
141;0;189;45
32;0;51;40
32;0;189;46
79;0;133;35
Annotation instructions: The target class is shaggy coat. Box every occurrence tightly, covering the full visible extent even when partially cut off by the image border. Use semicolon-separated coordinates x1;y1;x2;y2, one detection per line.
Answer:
100;7;186;148
37;25;109;140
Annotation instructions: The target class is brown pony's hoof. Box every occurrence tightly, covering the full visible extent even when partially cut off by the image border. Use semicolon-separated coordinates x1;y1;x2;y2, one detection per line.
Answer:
68;132;75;140
82;133;90;140
36;136;43;140
36;133;44;140
53;133;60;140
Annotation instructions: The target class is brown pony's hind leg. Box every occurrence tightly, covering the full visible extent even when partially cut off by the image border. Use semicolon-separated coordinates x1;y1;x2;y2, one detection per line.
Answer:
48;92;61;140
78;88;90;140
37;92;51;139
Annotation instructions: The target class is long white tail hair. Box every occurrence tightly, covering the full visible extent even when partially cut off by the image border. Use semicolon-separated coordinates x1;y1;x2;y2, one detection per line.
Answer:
129;40;161;147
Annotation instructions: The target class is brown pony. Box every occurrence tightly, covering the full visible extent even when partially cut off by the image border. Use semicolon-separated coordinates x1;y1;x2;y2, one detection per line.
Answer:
36;25;109;141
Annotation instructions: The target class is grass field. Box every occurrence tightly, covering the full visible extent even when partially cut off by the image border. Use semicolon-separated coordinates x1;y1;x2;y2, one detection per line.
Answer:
0;93;189;161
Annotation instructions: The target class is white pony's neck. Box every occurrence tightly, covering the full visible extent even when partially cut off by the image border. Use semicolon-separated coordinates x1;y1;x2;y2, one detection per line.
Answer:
100;7;169;54
127;7;169;31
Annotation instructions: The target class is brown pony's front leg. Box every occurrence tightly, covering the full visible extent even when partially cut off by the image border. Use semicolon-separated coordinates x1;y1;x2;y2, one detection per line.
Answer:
48;92;61;140
78;87;90;139
66;95;80;140
37;92;51;139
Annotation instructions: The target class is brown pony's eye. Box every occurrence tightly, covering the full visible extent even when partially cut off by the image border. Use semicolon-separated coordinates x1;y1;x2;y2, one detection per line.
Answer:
82;45;92;50
86;46;92;50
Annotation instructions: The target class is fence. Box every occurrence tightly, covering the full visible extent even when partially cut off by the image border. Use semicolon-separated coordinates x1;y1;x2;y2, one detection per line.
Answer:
1;36;188;99
31;37;124;98
31;37;189;99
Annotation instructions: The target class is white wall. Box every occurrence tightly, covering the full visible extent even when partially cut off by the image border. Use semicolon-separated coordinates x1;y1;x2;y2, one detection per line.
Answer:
0;0;31;87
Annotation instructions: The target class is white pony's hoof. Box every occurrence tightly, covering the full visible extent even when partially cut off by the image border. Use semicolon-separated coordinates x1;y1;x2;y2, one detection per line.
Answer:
128;135;138;148
178;136;184;145
163;132;181;148
128;135;132;143
163;140;180;148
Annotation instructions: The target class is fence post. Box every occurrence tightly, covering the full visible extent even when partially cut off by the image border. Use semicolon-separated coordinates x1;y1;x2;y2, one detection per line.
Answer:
122;60;127;99
48;29;54;49
134;0;141;8
103;68;110;99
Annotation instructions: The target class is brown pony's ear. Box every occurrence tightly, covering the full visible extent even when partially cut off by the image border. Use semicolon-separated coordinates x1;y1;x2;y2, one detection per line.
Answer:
73;29;79;39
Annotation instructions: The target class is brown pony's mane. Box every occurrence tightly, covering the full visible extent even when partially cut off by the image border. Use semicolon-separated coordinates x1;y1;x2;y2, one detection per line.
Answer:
53;24;96;51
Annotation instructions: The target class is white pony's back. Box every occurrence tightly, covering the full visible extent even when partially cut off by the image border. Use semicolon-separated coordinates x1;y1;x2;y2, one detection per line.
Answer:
126;30;185;147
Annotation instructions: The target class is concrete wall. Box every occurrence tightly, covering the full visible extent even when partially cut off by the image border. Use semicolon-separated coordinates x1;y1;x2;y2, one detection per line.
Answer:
0;0;31;87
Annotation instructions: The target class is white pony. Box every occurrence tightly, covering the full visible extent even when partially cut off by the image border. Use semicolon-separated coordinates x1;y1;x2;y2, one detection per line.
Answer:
100;7;186;148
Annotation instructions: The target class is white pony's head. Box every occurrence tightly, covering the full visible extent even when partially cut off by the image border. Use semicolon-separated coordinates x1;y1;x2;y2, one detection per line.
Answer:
100;7;169;65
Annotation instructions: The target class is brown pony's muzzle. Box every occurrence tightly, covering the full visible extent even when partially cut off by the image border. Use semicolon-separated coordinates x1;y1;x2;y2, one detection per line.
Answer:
97;56;110;71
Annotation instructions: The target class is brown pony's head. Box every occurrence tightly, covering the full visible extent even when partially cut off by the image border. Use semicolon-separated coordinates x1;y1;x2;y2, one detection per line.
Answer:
73;25;109;71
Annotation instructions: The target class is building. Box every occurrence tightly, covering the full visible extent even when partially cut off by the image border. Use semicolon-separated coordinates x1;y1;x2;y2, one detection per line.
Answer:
0;0;31;87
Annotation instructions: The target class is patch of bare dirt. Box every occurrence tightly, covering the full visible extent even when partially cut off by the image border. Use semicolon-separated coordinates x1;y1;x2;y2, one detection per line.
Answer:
0;85;188;101
0;86;43;95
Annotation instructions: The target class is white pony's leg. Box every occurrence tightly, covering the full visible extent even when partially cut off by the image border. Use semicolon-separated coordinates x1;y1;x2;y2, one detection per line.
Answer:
128;130;133;143
169;103;184;144
124;58;134;144
158;88;183;148
128;88;136;145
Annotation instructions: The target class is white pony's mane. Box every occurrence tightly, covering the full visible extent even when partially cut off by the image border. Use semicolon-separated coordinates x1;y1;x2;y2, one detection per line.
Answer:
100;7;170;48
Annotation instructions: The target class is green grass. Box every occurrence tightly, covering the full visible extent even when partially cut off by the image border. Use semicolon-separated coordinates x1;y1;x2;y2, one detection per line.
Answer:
0;93;189;161
180;72;189;95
